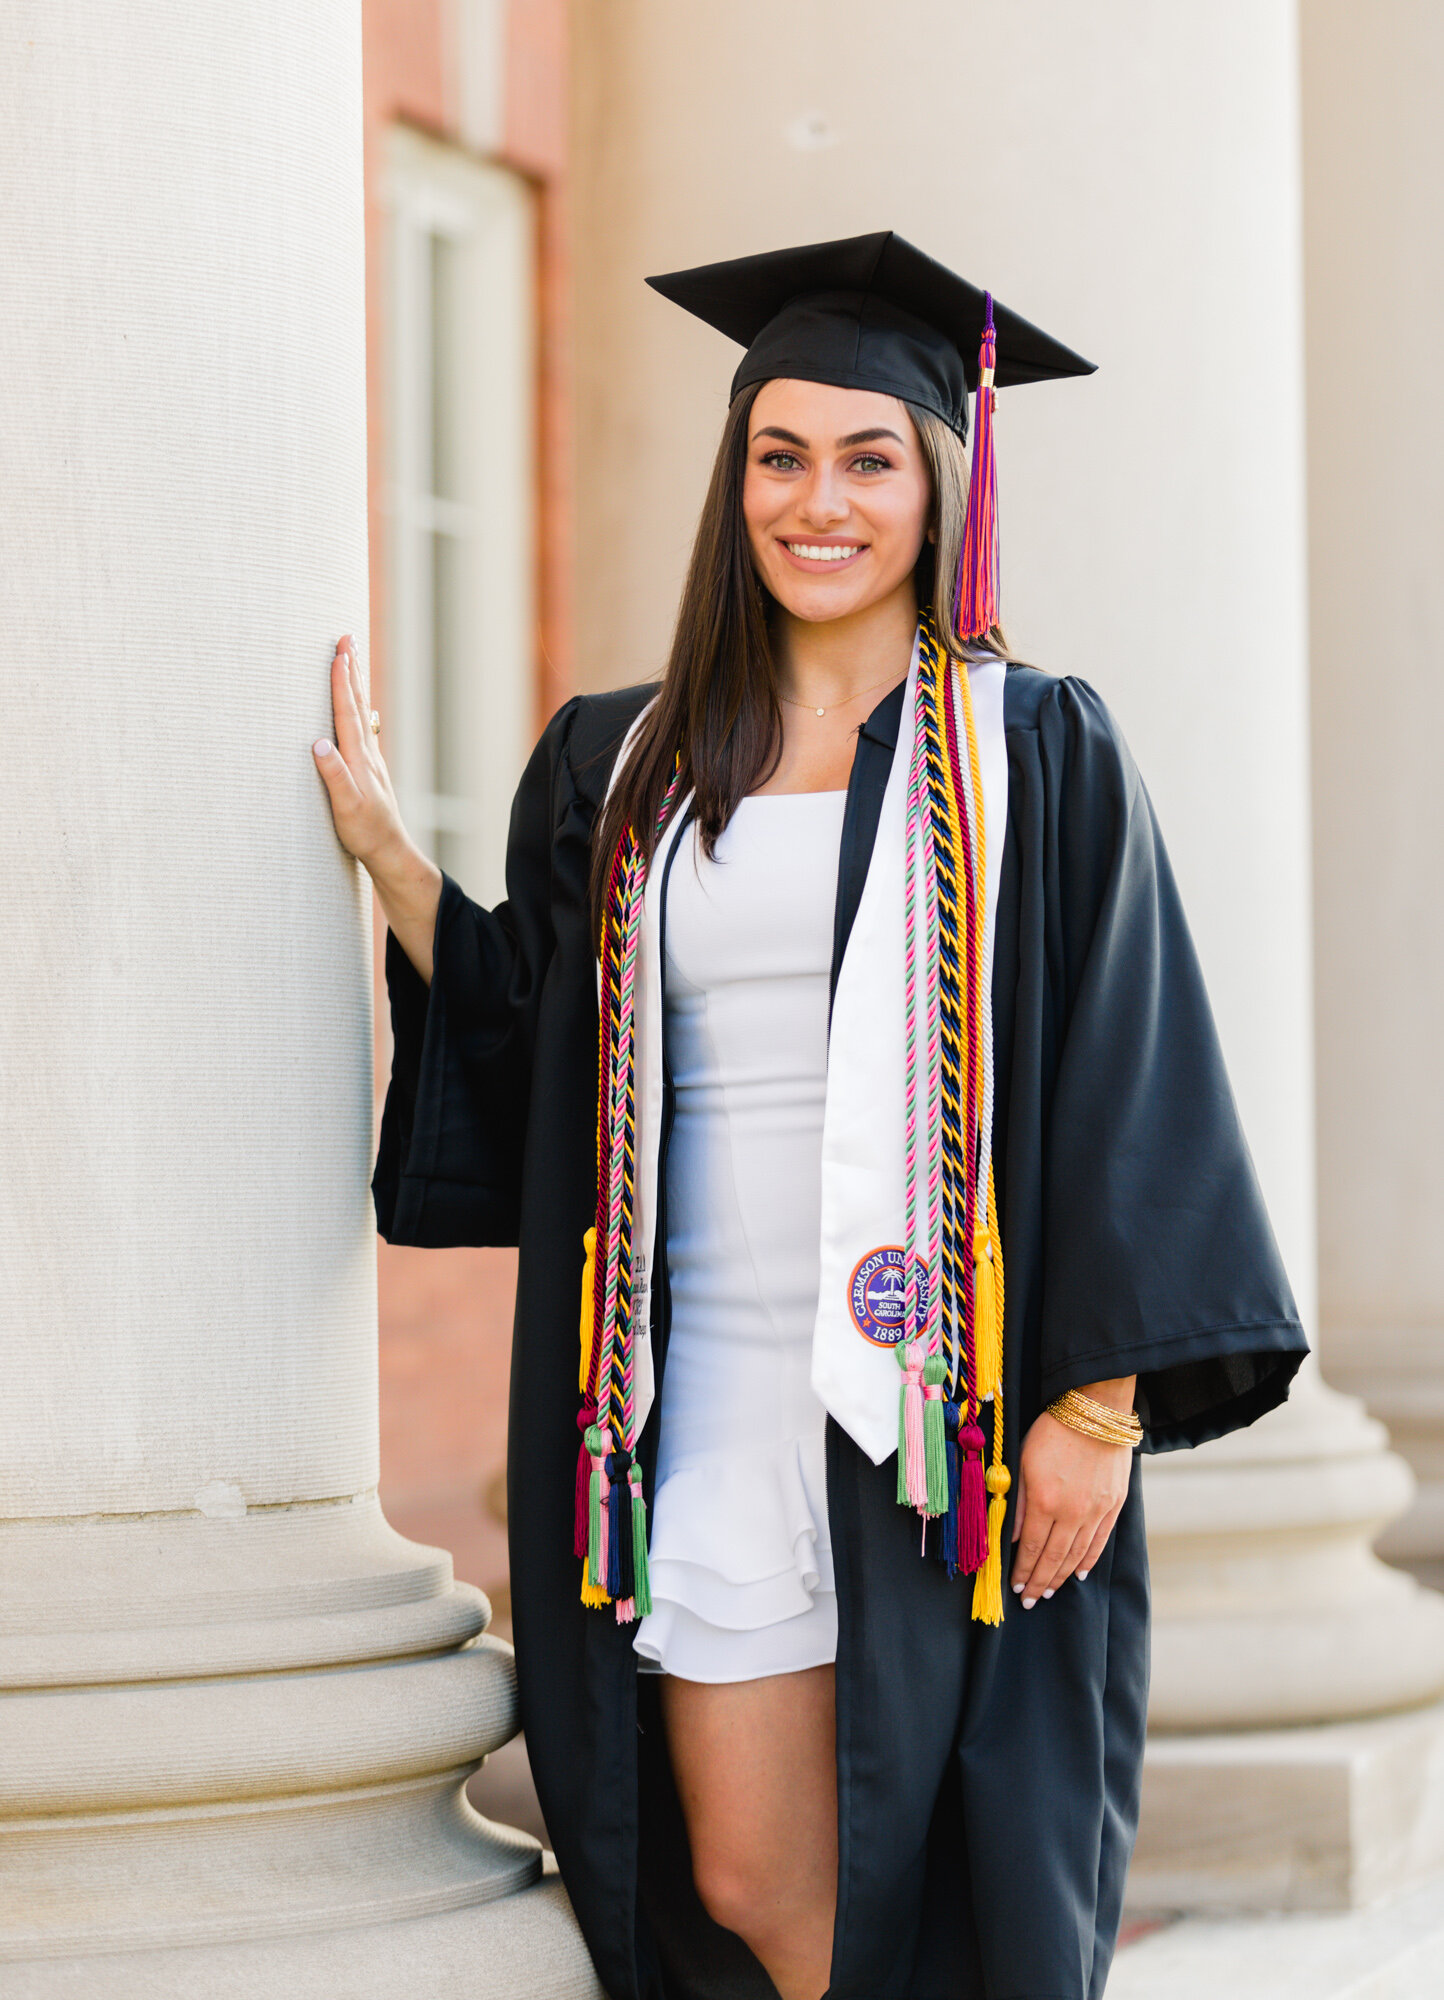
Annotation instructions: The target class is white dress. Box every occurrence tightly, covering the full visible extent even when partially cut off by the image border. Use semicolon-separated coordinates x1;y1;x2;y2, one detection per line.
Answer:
633;789;847;1683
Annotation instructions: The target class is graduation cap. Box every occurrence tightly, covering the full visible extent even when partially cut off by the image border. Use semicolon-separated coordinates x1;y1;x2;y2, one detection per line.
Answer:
646;230;1095;639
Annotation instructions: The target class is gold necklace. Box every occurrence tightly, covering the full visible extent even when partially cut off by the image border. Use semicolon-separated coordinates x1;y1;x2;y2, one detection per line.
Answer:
778;664;906;719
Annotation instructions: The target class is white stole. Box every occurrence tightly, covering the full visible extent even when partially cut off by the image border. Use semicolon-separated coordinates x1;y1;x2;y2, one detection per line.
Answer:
600;641;1008;1460
811;635;1008;1462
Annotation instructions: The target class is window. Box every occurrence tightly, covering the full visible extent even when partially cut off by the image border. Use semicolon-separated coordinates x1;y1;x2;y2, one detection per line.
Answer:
384;128;535;904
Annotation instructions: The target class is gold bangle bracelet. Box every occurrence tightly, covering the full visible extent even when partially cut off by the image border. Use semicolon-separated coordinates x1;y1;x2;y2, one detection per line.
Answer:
1059;1387;1141;1433
1048;1388;1143;1449
1049;1405;1140;1448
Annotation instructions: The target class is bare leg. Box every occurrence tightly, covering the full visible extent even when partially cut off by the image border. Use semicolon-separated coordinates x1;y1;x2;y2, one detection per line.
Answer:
660;1665;837;2000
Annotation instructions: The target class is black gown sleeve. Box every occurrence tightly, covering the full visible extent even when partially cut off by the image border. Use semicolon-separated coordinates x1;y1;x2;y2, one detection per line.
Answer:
1036;677;1307;1451
371;694;582;1248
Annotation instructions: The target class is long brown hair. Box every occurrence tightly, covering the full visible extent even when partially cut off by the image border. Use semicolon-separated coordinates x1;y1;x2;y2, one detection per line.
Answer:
589;384;1008;924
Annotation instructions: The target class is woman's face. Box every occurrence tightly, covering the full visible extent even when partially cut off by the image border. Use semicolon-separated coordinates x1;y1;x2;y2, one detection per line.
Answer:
742;378;934;625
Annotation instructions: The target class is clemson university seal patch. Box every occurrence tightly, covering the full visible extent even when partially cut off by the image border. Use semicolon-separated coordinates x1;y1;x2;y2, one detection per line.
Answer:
848;1245;926;1348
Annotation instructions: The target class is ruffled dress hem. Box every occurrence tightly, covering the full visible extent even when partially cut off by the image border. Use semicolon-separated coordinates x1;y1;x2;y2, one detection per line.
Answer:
634;1434;836;1681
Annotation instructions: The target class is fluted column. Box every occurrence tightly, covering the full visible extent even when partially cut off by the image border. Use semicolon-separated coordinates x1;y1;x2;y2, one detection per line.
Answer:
1299;0;1444;1575
0;4;598;1990
1129;0;1444;1840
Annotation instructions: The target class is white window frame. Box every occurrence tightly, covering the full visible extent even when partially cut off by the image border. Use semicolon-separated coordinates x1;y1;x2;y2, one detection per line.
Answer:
382;126;536;905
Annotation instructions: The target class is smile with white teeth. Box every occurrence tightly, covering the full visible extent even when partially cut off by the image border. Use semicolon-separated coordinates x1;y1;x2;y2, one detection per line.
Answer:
782;541;865;562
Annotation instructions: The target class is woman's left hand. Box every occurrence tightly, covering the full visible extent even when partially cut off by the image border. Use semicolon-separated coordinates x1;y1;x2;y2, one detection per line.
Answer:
1009;1378;1136;1608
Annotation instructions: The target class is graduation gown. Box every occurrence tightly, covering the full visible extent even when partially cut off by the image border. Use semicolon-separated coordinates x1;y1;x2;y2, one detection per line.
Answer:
374;664;1307;2000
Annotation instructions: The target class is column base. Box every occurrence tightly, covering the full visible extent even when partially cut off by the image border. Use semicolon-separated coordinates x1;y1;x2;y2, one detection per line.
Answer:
1127;1695;1444;1915
1323;1326;1444;1564
0;1862;604;2000
1143;1368;1444;1728
0;1499;591;1991
0;1766;540;1962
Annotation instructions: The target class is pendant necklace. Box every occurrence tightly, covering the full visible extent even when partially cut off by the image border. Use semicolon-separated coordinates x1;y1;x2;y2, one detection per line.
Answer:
779;664;906;719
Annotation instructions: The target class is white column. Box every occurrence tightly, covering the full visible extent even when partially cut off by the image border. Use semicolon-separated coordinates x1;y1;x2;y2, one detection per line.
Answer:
1300;0;1444;1573
0;5;598;1990
571;0;1444;1911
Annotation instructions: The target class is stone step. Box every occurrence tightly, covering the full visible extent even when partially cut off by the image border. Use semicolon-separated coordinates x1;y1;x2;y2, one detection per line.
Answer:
0;1866;604;2000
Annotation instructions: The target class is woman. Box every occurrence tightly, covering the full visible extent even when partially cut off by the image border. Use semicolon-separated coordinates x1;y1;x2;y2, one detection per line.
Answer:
315;233;1306;2000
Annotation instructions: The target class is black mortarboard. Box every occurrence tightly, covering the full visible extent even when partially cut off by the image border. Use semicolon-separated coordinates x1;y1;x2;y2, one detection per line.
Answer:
645;229;1094;444
648;230;1094;639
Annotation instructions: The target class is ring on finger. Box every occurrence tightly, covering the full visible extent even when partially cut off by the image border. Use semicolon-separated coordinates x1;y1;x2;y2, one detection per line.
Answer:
369;709;381;736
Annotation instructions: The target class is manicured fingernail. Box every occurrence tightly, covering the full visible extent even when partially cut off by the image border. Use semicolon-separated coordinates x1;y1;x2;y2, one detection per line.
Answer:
314;739;332;757
1042;1588;1055;1600
1022;1597;1036;1610
1077;1570;1089;1581
1011;1581;1024;1594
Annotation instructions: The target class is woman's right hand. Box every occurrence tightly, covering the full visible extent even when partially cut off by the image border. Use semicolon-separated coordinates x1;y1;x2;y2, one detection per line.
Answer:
313;635;442;984
313;635;409;871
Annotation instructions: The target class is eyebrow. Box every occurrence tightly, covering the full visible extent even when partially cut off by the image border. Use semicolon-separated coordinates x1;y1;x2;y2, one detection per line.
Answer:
754;425;907;450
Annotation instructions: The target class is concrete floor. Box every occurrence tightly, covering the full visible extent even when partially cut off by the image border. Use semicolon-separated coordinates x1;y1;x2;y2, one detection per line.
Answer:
1108;1872;1444;1999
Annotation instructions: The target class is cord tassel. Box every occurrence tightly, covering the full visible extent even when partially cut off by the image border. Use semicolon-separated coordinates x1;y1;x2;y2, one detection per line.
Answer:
574;1400;597;1560
577;1226;597;1393
972;1463;1012;1625
898;1339;929;1507
574;1226;602;1559
941;1402;962;1576
581;1421;611;1609
610;1453;632;1618
586;1423;611;1592
923;1354;949;1515
628;1465;653;1619
957;1421;989;1574
605;1456;624;1599
612;1453;634;1605
954;294;999;641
